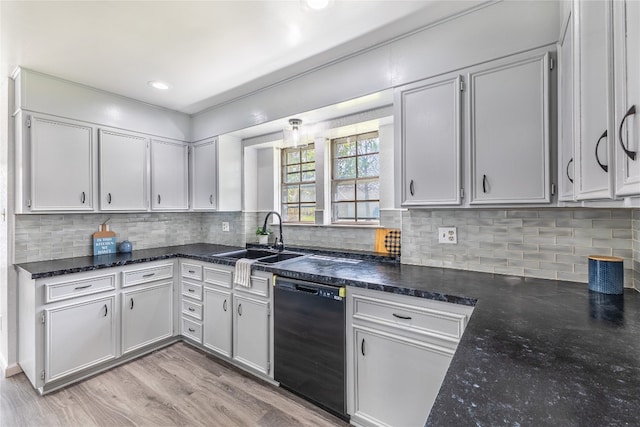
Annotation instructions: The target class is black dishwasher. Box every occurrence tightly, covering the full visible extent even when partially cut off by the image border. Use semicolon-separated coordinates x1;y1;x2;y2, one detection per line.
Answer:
274;277;347;420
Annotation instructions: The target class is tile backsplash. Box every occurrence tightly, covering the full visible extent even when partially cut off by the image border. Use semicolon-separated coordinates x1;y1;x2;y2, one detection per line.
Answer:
402;208;635;287
14;212;245;263
14;208;640;290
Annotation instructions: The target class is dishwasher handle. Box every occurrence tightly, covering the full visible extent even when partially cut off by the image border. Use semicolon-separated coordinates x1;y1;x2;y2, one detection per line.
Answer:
295;284;319;294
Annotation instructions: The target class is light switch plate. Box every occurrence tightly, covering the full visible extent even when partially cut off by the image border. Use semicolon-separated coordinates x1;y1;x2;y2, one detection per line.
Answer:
438;226;457;244
222;222;230;232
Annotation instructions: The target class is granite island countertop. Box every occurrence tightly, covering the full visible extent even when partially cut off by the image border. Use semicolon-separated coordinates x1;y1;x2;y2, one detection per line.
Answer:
15;243;640;426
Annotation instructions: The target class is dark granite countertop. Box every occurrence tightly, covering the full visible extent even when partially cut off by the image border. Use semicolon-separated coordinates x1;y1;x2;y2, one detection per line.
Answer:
15;243;640;426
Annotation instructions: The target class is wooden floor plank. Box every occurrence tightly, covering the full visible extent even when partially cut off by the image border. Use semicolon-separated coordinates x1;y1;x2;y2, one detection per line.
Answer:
0;343;347;427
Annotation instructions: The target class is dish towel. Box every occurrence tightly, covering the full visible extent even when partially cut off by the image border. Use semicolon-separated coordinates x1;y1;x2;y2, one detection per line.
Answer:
234;258;256;288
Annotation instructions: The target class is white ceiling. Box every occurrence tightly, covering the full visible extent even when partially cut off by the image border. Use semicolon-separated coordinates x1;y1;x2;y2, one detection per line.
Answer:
0;0;472;115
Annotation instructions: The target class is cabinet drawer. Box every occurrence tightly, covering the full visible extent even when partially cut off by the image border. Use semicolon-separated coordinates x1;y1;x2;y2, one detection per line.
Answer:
352;294;469;341
234;274;270;298
181;281;203;301
123;263;173;288
181;263;203;281
181;299;202;320
182;317;202;343
204;266;232;288
44;274;116;303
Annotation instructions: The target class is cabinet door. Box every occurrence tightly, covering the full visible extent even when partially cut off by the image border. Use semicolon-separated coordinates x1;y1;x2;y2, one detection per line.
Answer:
396;75;462;206
469;53;550;204
99;129;148;211
121;282;173;355
45;296;116;382
203;287;232;357
613;0;640;196
151;139;188;210
192;139;217;210
558;9;576;201
575;0;614;200
352;328;453;427
233;294;270;375
30;115;93;211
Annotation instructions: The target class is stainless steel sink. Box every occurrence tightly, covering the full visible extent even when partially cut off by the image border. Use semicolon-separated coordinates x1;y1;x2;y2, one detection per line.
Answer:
212;249;305;263
213;249;276;259
255;252;305;263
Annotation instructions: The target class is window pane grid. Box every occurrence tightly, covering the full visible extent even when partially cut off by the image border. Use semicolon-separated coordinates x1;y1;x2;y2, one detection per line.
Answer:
281;145;315;223
331;132;379;223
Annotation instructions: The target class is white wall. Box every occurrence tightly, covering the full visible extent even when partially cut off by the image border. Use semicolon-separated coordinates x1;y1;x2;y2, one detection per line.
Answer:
191;0;559;140
16;69;190;141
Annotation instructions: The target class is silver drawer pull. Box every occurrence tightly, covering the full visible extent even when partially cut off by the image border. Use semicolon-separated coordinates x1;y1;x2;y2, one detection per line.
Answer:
188;288;195;293
188;307;195;312
188;328;195;333
188;270;196;274
392;313;412;320
74;284;92;290
142;273;155;278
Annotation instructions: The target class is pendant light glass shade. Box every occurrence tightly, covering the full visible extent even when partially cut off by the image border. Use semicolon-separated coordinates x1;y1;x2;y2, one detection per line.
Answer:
283;118;310;147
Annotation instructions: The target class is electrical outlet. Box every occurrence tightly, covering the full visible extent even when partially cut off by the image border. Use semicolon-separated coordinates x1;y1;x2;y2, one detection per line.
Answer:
222;222;230;232
438;226;457;244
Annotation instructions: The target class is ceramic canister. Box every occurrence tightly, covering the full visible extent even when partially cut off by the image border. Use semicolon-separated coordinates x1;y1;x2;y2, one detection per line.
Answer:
588;255;624;295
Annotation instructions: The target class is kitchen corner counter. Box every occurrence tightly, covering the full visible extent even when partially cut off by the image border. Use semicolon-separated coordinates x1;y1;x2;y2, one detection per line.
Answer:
15;244;640;426
15;243;245;279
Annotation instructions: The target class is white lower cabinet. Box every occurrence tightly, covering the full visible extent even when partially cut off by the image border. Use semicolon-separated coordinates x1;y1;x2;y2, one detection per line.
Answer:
45;296;116;383
347;287;474;427
352;328;453;427
121;282;173;354
233;294;270;375
203;287;232;357
18;261;177;394
180;260;273;378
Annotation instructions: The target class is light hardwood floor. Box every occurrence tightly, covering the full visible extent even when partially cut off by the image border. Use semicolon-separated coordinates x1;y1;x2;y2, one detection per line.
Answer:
0;342;348;427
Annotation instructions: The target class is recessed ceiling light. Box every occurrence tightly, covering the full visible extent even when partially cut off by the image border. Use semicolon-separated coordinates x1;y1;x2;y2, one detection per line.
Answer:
148;80;171;90
306;0;330;10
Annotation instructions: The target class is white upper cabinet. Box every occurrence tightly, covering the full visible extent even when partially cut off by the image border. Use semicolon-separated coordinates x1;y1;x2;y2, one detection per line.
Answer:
396;74;462;206
613;0;640;197
28;115;94;211
191;139;218;210
574;0;614;200
468;52;550;204
558;7;576;202
98;129;148;211
151;139;189;210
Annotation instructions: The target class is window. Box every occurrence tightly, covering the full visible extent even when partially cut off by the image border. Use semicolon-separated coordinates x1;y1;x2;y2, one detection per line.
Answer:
281;144;316;222
331;131;380;223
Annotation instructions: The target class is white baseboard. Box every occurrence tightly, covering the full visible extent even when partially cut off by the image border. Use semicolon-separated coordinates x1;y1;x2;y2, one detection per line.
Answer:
3;363;22;378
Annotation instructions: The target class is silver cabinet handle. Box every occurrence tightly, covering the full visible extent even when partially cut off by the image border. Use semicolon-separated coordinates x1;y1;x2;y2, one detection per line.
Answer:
188;307;195;312
188;288;195;293
142;273;155;278
188;328;195;333
188;270;196;274
74;284;91;290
